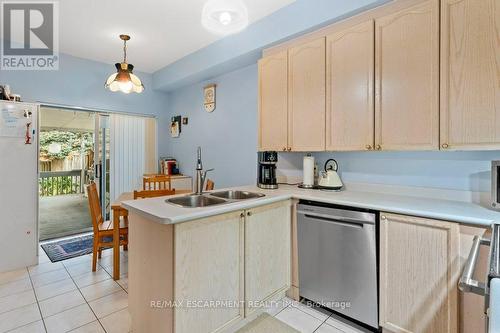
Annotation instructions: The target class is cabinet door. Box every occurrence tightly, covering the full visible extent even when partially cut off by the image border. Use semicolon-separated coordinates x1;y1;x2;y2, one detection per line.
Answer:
245;200;291;316
258;51;288;152
326;21;374;151
170;176;192;191
440;0;500;150
174;211;244;333
379;213;459;333
375;0;439;151
288;38;326;151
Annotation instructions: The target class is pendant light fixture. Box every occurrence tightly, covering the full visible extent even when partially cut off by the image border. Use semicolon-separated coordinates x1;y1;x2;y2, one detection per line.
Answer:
105;35;144;94
202;0;248;35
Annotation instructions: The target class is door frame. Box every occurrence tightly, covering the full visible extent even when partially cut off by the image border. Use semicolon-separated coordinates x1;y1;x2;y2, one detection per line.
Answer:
95;113;109;219
38;102;156;241
39;102;157;119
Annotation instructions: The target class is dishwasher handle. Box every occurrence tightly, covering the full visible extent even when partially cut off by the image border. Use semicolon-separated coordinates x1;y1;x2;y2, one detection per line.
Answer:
459;235;490;296
489;223;500;281
298;210;370;228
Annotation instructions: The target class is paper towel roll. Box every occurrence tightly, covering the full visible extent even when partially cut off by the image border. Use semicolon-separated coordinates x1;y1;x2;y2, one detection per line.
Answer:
303;155;315;186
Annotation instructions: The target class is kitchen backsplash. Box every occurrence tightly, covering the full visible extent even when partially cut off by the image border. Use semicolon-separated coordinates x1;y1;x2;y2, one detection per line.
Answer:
277;151;499;193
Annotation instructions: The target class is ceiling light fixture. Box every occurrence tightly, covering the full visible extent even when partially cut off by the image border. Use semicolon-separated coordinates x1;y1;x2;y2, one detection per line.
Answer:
105;35;144;94
202;0;248;35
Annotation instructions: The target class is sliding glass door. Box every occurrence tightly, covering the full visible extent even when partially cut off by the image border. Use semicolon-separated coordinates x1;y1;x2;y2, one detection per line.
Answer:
38;107;95;240
39;106;156;241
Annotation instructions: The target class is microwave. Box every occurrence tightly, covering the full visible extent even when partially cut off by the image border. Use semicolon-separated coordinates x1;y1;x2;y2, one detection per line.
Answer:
493;161;500;210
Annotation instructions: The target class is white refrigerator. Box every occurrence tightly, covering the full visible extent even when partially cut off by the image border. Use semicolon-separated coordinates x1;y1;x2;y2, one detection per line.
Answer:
0;100;39;272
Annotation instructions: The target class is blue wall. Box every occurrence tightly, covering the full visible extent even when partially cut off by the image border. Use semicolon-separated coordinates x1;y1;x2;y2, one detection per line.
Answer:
165;64;258;187
0;51;171;154
279;151;498;192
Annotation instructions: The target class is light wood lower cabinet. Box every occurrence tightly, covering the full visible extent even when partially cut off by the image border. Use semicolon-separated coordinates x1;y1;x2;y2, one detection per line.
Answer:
174;211;244;333
440;0;500;150
245;200;292;316
379;213;460;333
129;201;292;333
375;0;440;151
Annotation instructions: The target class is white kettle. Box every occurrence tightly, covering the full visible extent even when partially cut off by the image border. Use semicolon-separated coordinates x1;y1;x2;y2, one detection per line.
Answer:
318;159;343;190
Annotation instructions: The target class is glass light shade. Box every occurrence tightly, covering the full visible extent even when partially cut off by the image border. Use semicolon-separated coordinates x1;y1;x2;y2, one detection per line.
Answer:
105;63;144;94
202;0;248;35
219;12;232;25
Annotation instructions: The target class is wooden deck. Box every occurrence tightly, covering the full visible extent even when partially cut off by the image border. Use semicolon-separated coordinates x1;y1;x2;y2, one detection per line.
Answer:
39;194;92;241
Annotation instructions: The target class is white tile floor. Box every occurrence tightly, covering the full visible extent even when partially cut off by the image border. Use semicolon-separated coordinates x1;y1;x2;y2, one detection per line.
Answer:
0;246;369;333
268;298;370;333
0;247;129;333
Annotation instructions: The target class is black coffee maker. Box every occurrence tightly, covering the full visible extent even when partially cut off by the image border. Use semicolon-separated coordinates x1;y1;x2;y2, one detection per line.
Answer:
257;151;278;189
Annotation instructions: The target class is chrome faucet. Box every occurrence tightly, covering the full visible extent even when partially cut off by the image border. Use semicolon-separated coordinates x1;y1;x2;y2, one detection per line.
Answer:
195;146;214;195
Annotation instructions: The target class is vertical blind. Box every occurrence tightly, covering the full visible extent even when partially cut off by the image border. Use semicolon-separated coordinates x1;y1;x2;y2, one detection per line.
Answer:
109;114;155;202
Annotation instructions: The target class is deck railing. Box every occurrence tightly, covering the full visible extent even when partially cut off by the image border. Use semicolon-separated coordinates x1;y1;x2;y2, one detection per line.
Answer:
39;170;88;196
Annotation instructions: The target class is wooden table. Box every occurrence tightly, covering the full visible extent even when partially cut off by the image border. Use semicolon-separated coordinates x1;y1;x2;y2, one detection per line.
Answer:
110;190;192;280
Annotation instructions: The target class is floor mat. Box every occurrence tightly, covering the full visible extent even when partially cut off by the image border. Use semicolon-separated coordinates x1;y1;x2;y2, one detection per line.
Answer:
40;233;112;262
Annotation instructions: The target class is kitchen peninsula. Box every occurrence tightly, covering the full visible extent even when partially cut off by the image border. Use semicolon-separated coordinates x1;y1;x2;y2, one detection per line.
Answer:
123;183;500;333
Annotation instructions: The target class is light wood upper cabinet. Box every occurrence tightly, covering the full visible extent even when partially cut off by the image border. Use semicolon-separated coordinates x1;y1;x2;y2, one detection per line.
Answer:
326;21;374;151
375;0;439;151
288;38;326;151
245;201;291;316
258;51;288;152
258;0;498;152
440;0;500;150
379;213;459;333
174;211;244;333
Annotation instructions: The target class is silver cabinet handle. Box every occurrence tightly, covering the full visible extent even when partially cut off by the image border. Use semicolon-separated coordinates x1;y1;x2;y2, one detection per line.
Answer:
489;223;500;280
459;235;490;296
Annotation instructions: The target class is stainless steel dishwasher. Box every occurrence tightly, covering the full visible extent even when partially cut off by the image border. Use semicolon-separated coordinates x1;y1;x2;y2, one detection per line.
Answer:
297;201;378;329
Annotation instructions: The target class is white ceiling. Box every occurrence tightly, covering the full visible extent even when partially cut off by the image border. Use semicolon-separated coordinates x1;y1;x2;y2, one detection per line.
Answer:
58;0;295;73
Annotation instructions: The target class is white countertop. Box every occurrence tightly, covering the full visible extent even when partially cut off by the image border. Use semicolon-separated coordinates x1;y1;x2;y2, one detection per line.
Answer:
122;184;500;226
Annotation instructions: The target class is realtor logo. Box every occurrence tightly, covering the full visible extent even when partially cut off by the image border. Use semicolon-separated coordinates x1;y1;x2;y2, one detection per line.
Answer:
1;1;59;70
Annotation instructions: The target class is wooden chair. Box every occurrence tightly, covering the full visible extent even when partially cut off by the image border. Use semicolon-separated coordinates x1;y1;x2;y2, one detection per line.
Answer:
143;175;172;191
87;182;129;272
133;188;176;199
205;179;215;191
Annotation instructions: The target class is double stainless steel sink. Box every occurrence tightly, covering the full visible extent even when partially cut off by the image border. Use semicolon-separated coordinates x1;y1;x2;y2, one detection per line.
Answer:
166;195;226;208
210;190;265;200
166;190;265;208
